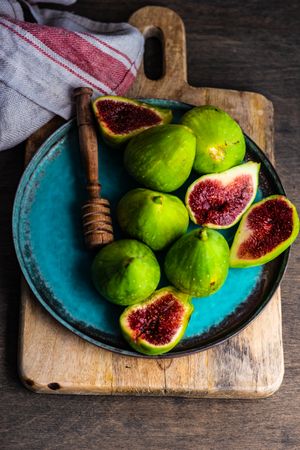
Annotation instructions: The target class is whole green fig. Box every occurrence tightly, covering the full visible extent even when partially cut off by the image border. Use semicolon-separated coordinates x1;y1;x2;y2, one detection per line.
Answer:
181;105;245;174
117;188;189;251
124;124;196;192
164;228;229;297
92;239;160;305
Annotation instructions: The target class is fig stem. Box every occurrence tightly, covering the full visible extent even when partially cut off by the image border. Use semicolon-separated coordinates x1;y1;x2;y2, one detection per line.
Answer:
152;195;163;205
198;228;208;241
123;257;135;268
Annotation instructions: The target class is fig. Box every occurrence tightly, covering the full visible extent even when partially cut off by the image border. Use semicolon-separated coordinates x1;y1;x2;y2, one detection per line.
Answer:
186;161;260;229
164;228;229;297
124;124;196;192
181;105;246;174
92;96;172;147
91;239;160;306
230;195;299;267
117;188;189;251
120;287;193;355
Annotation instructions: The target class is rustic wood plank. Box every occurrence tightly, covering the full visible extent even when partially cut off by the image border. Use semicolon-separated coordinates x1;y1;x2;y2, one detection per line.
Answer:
18;5;283;398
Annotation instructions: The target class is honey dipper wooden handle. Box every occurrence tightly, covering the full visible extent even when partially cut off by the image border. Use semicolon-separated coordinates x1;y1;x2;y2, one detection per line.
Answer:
74;87;100;199
74;87;114;249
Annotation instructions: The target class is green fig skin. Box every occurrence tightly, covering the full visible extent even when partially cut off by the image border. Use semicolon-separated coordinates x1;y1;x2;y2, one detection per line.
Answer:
91;240;160;306
181;105;246;174
124;124;196;192
230;195;300;268
117;188;189;251
92;96;172;147
120;287;193;355
164;228;229;297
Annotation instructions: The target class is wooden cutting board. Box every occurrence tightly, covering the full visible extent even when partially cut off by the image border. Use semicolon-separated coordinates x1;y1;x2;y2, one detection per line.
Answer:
18;6;283;397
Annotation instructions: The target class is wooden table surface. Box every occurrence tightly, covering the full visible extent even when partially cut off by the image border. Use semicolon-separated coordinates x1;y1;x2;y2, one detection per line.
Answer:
1;1;299;448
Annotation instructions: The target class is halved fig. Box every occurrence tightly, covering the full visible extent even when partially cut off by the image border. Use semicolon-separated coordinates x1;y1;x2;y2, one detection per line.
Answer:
92;96;172;147
120;287;193;356
230;195;299;267
186;161;260;229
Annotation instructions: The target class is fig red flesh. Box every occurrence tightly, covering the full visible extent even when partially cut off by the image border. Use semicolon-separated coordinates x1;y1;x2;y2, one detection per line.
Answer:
127;294;184;346
188;174;254;227
237;198;293;259
96;99;161;135
230;195;299;268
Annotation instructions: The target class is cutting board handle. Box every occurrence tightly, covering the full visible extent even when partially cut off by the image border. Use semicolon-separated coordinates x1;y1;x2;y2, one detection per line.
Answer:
129;6;187;98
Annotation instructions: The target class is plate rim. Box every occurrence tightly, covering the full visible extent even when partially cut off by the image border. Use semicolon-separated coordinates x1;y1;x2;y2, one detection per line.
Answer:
13;100;289;359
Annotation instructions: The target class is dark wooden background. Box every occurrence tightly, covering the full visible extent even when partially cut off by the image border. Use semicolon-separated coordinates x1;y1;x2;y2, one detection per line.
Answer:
1;1;300;449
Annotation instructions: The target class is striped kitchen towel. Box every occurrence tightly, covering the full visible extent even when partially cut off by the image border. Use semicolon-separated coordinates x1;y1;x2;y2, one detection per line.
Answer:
0;0;144;150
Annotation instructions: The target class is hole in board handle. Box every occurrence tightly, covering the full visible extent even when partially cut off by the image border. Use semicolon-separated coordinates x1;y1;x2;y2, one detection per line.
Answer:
143;27;164;81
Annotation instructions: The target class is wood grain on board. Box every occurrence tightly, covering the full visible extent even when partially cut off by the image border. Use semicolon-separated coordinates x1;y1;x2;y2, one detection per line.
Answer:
18;6;283;397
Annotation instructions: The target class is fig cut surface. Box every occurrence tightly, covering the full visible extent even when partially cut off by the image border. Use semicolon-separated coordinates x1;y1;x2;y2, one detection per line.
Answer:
120;287;193;355
230;195;299;267
186;161;260;229
92;96;172;146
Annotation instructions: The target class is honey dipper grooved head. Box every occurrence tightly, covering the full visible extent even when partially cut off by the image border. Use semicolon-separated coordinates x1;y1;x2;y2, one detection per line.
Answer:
82;198;114;248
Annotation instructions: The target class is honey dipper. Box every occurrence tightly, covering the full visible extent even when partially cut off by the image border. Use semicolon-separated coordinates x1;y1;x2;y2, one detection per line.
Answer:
74;87;114;249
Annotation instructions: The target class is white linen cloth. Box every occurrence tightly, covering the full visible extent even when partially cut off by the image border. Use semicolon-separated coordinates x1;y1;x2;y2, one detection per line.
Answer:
0;0;144;150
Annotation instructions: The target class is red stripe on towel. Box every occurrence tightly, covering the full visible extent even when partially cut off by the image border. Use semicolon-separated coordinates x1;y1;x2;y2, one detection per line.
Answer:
81;31;137;69
8;18;135;91
0;19;109;93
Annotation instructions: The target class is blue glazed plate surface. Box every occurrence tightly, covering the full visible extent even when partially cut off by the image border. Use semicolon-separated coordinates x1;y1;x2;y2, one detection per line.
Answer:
13;99;288;358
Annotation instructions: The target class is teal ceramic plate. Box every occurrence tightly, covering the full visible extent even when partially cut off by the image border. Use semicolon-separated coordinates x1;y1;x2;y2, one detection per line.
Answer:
13;99;288;358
